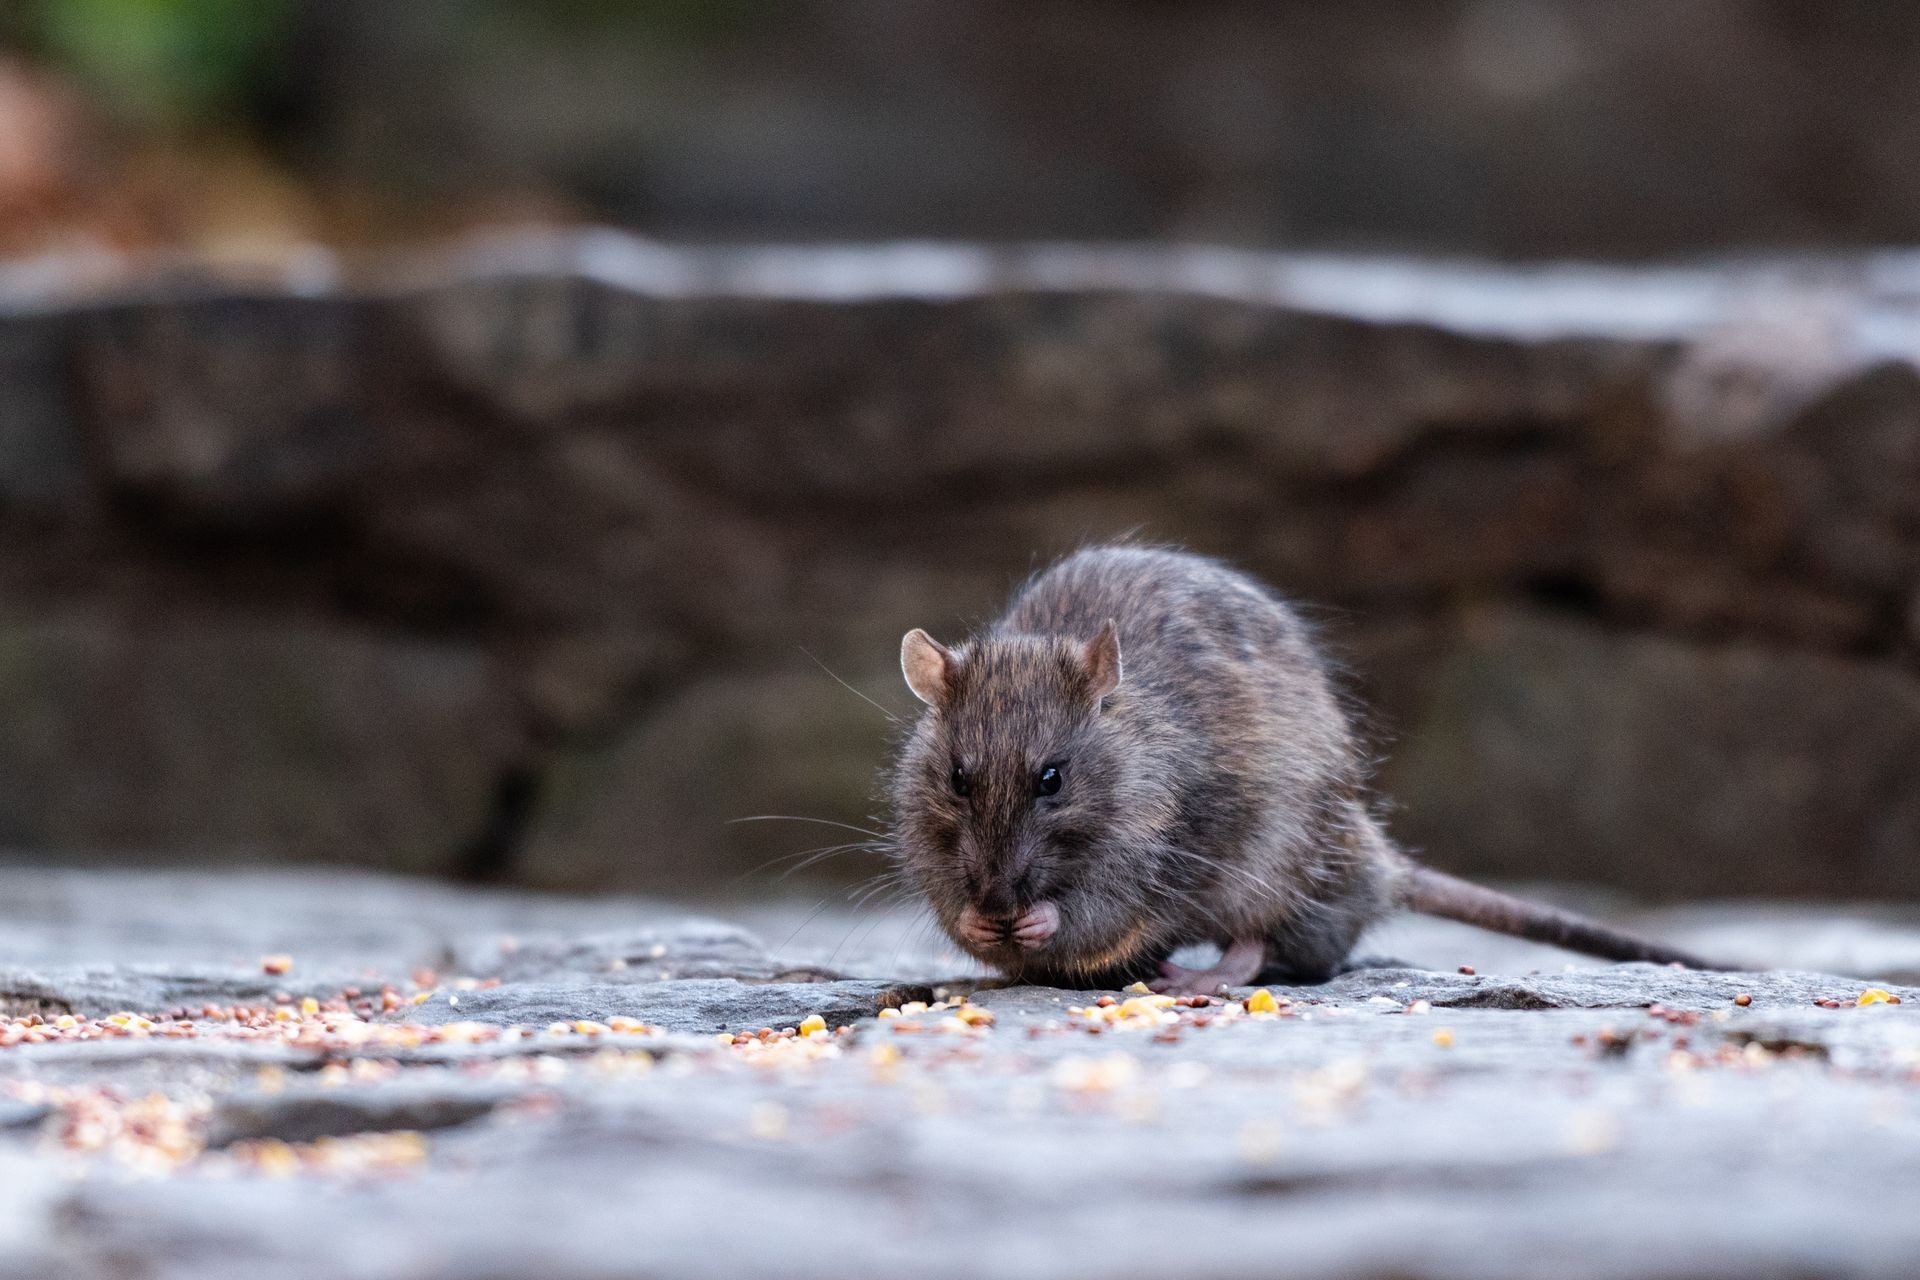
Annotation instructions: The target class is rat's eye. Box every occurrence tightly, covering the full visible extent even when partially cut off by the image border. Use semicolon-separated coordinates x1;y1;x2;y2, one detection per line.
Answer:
949;766;972;798
1034;764;1063;798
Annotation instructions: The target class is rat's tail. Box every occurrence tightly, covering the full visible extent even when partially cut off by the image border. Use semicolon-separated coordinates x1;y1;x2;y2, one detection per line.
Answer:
1399;863;1717;969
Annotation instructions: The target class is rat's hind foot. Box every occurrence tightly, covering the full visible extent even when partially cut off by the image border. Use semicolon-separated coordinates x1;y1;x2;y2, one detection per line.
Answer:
1147;960;1220;995
1147;938;1266;995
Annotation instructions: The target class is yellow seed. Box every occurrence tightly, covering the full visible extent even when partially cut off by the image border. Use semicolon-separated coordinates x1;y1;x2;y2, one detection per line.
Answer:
251;1140;300;1176
53;1015;78;1030
300;997;320;1017
1858;988;1896;1006
899;1001;929;1016
1245;989;1279;1014
1432;1028;1456;1048
797;1014;828;1036
410;992;431;1005
955;1005;995;1027
877;1007;901;1020
1124;981;1153;995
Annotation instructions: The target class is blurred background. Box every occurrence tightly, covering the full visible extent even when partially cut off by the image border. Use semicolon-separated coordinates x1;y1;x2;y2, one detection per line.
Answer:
1;0;1918;906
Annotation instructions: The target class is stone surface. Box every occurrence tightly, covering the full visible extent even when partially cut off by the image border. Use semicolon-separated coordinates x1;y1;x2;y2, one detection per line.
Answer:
401;979;932;1034
1385;609;1920;898
0;867;1915;1279
267;4;1920;260
0;613;522;874
3;237;1920;894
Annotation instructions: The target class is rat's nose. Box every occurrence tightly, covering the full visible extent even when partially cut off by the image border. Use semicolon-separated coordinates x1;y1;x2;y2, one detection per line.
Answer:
974;877;1021;920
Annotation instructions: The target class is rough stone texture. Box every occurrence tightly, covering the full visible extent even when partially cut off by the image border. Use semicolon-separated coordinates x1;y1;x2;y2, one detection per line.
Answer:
0;868;1915;1280
284;3;1920;260
1386;609;1920;898
0;612;522;872
4;236;1920;895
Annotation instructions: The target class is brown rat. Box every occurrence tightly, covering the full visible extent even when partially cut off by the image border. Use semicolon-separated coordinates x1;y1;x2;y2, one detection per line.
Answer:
890;544;1712;993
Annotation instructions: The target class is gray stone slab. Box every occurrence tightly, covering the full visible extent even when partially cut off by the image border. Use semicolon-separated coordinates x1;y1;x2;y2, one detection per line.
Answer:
0;869;1914;1279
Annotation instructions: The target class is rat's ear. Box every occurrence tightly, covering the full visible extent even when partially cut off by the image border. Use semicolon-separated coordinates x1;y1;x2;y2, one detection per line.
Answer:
1082;620;1123;702
901;629;955;706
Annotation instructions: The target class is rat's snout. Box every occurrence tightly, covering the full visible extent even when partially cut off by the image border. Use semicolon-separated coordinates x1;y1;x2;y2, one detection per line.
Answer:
956;900;1059;952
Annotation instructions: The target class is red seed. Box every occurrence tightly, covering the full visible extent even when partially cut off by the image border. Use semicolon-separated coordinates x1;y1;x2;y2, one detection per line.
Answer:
1458;966;1476;976
1095;996;1117;1008
1733;994;1752;1007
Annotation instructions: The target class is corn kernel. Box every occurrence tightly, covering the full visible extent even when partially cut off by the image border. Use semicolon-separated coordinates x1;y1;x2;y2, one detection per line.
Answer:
1245;989;1279;1014
300;997;320;1017
1124;981;1153;995
955;1005;995;1027
1859;988;1896;1006
1433;1028;1456;1048
797;1014;828;1036
877;1007;901;1019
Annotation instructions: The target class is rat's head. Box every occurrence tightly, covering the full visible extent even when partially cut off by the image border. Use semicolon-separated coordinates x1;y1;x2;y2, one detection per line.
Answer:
889;621;1152;978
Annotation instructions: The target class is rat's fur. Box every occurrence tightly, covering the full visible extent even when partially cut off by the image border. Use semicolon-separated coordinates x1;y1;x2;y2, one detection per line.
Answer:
890;545;1709;988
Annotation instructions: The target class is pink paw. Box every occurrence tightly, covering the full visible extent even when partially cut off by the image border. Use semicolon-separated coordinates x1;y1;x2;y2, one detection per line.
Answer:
1011;902;1059;950
1147;960;1228;997
955;907;1002;949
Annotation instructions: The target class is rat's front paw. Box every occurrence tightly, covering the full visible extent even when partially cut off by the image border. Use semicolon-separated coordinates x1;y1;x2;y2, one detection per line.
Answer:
1011;901;1059;950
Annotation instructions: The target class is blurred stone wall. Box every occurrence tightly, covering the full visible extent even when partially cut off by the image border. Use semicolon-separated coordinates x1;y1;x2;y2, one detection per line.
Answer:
271;0;1920;259
2;235;1918;898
